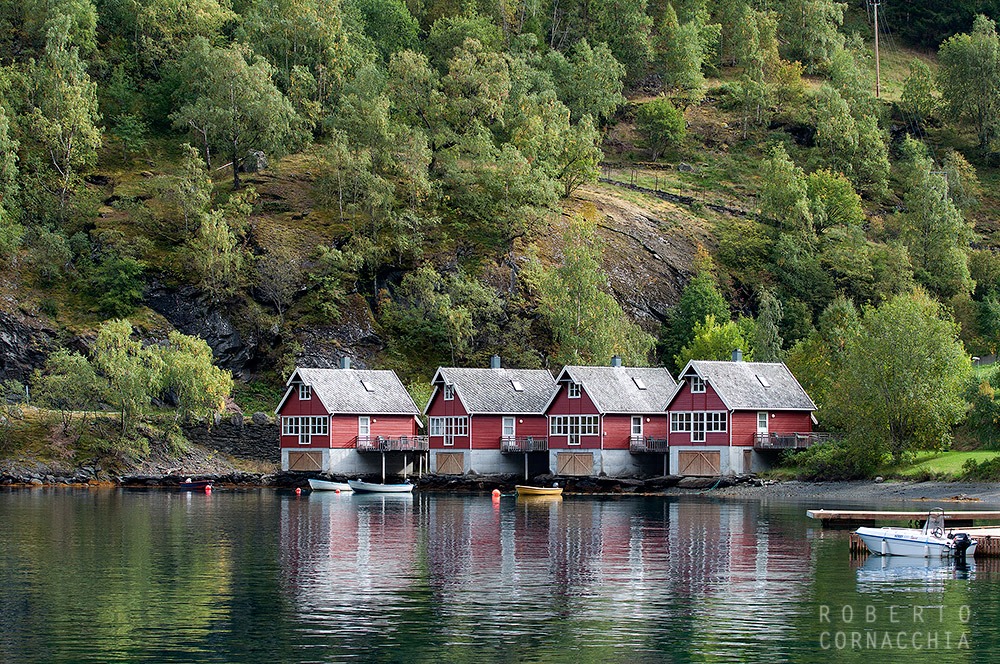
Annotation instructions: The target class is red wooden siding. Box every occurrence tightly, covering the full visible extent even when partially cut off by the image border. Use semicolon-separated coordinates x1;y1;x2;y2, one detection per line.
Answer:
602;415;633;450
667;379;730;447
732;410;812;446
427;388;471;449
473;416;502;450
546;384;602;449
278;383;332;449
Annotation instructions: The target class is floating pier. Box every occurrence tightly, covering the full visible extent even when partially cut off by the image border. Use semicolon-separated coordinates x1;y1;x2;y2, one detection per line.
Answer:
808;509;1000;527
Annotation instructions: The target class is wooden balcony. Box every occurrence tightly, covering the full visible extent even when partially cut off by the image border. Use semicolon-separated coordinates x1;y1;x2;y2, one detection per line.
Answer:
500;436;549;453
753;432;834;450
355;435;429;452
630;437;669;454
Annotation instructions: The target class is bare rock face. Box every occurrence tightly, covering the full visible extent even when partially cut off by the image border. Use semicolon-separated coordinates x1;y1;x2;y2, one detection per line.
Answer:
145;284;258;377
0;308;58;382
294;294;382;369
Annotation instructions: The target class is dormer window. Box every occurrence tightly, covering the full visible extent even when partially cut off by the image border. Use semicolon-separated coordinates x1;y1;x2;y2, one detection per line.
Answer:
299;384;312;400
690;376;705;393
444;384;454;400
568;382;581;399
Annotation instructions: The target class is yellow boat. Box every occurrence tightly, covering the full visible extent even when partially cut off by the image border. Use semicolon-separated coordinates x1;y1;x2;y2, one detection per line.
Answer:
515;485;563;496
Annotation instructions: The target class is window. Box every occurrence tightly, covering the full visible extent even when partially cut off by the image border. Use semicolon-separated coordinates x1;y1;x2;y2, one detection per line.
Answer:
567;382;581;398
358;416;371;439
361;379;375;392
670;412;692;433
511;380;523;392
632;377;647;390
671;411;726;439
299;384;312;400
757;411;769;434
689;376;705;393
443;384;454;401
282;416;328;444
549;415;599;445
502;416;515;438
631;416;643;437
691;412;706;443
756;374;770;388
429;416;467;445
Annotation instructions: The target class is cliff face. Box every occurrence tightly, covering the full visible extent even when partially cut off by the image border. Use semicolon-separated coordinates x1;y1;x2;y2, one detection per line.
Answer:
0;305;58;383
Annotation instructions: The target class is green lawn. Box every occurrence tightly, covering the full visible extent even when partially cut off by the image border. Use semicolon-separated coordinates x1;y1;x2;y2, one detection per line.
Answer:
895;451;1000;478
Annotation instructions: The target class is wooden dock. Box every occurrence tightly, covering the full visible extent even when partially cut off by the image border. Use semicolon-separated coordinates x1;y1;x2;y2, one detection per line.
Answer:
808;509;1000;527
849;530;1000;559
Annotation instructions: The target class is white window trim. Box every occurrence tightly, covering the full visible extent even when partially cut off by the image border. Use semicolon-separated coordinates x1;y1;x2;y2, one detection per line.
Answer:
631;416;643;437
690;376;705;393
443;384;454;401
502;416;516;438
282;415;328;445
549;415;599;445
670;411;727;439
299;384;312;400
429;416;467;446
358;415;371;439
567;382;581;399
757;411;769;434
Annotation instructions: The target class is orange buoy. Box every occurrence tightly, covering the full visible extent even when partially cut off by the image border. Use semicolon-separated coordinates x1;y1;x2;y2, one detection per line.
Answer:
492;489;501;500
335;489;341;494
295;487;302;495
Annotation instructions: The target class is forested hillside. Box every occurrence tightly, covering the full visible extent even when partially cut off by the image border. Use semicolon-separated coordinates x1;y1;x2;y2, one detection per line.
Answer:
4;0;1000;473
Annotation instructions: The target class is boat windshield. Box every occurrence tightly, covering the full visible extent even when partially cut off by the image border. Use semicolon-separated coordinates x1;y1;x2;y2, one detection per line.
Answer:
923;510;946;537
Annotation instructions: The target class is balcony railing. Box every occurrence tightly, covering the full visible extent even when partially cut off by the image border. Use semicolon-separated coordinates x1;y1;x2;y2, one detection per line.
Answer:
500;436;549;453
355;435;430;452
630;437;669;454
753;432;834;450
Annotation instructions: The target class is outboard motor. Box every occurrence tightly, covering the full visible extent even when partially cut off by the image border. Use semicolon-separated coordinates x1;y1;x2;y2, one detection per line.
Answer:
952;533;973;564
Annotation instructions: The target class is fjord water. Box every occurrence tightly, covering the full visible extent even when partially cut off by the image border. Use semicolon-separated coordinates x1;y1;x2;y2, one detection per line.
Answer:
0;489;994;663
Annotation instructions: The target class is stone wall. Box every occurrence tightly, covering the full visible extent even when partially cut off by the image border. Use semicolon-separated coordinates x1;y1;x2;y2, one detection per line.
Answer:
183;414;279;463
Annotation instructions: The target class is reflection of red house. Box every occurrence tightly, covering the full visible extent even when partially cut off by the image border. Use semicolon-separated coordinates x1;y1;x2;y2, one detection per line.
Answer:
425;356;555;475
666;357;816;476
543;358;676;476
276;362;423;475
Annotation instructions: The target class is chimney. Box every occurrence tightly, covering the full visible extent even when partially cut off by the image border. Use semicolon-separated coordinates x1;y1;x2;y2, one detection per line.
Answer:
732;349;742;362
340;356;352;370
490;354;501;369
611;355;622;367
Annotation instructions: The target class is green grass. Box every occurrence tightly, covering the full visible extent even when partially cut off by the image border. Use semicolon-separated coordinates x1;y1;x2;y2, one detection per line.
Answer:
894;450;1000;479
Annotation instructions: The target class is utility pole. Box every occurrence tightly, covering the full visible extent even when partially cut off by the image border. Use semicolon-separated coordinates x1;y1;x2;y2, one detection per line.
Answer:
873;0;881;98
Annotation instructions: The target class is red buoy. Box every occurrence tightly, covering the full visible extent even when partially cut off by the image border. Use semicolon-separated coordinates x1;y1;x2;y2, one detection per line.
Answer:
492;489;501;500
335;489;341;494
295;487;302;495
205;485;212;494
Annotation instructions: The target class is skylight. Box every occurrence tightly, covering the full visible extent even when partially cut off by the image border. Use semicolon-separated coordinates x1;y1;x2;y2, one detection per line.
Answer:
632;377;647;390
756;375;770;388
511;380;524;392
361;379;375;392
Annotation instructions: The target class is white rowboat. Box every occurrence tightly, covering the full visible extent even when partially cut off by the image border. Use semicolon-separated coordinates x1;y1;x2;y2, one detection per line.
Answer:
308;479;353;492
347;479;415;493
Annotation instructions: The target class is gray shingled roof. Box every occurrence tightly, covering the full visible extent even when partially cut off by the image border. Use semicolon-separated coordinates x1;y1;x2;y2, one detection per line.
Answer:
291;367;420;414
558;366;677;413
432;368;556;414
682;361;816;411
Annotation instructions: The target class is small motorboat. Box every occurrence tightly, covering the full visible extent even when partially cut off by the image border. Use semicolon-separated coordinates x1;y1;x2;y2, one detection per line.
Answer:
179;479;213;490
347;479;414;493
855;509;977;559
308;479;353;492
515;485;563;497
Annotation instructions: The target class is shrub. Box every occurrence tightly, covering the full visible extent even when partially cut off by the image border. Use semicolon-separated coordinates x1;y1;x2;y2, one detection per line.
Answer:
787;436;885;480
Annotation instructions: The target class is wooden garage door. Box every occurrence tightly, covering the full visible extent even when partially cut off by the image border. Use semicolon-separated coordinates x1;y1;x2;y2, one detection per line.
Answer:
556;452;594;476
678;451;720;477
743;449;753;474
288;451;322;472
436;452;465;475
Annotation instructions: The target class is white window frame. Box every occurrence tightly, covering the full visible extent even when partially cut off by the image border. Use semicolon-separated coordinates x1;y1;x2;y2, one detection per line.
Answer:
631;416;643;437
549;415;599;445
689;376;705;393
757;411;769;435
430;416;467;446
670;411;726;437
691;412;706;443
282;416;328;445
502;416;516;438
443;384;454;401
358;415;371;440
299;384;311;400
567;382;581;399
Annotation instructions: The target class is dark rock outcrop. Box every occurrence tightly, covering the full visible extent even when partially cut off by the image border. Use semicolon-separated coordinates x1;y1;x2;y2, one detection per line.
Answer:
182;418;279;463
0;308;59;382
